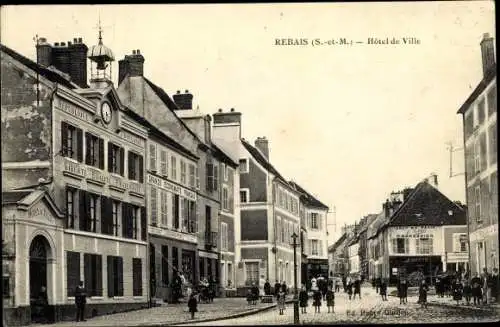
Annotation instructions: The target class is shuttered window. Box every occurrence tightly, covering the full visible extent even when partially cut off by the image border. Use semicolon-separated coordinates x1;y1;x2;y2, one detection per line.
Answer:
160;190;168;226
206;162;214;192
160;150;168;176
132;258;143;296
221;222;228;251
112;200;120;237
141;207;147;241
107;256;123;297
66;251;80;297
173;195;180;229
180;161;187;185
66;187;76;229
489;121;497;165
128;151;144;182
195;166;200;189
213;164;219;192
150;186;158;226
108;143;124;175
61;122;83;162
84;253;102;297
149;144;157;172
101;196;113;235
85;133;104;169
189;164;195;188
171;156;177;180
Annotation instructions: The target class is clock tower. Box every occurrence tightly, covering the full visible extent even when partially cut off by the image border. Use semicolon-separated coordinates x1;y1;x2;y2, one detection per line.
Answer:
88;19;115;89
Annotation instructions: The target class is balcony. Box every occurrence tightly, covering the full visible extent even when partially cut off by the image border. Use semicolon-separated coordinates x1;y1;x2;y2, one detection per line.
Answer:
181;219;198;234
205;231;218;250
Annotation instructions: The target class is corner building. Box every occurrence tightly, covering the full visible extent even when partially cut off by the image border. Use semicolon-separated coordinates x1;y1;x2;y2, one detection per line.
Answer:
2;37;149;326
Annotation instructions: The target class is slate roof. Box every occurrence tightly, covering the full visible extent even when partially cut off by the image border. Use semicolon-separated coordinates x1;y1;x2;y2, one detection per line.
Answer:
241;139;287;182
288;181;329;210
457;64;497;114
1;44;78;89
2;190;32;205
211;142;238;167
387;180;466;226
367;211;386;239
329;232;347;253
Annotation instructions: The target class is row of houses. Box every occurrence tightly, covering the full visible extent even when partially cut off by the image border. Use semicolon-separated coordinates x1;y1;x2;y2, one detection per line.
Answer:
328;175;469;285
328;32;498;285
1;31;328;326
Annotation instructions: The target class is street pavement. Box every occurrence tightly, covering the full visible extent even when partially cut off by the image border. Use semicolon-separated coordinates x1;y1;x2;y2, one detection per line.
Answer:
187;286;500;325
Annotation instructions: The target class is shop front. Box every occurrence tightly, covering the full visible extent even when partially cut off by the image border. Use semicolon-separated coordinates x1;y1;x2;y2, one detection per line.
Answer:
389;255;442;285
306;259;329;281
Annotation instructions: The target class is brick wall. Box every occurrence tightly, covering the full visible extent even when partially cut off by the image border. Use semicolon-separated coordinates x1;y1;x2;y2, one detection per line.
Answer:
241;209;268;240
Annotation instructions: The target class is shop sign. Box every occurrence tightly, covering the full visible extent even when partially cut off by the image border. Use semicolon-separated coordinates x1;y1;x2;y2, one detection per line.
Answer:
392;226;436;238
147;173;196;200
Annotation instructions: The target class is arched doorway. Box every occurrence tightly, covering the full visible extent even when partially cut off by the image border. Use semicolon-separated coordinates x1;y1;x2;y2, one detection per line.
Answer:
29;235;50;323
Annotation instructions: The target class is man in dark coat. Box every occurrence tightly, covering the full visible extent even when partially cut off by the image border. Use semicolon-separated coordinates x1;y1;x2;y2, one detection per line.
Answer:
274;280;281;298
397;277;409;304
492;268;499;303
342;276;347;292
251;283;259;305
264;279;271;296
353;277;361;300
471;272;482;305
75;281;87;322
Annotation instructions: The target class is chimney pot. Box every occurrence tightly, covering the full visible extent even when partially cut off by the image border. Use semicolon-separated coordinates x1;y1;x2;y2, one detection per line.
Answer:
185;89;189;93
218;109;222;112
54;42;59;46
132;50;136;55
68;41;72;46
483;33;490;38
73;38;77;43
480;32;495;77
177;90;181;94
78;37;82;43
230;108;235;112
61;42;66;46
137;49;140;54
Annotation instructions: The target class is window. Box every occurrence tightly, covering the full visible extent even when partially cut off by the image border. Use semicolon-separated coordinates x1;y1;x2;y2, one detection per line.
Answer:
487;85;497;117
128;151;144;182
79;192;99;233
107;256;123;297
416;238;433;254
480;132;487;171
61;122;83;162
173;194;180;229
222;187;229;210
311;213;318;229
66;187;76;229
122;204;139;239
478;98;486;125
149;144;157;172
84;253;102;297
475;186;481;222
489;122;497;165
66;251;80;297
180;161;187;185
89;194;98;232
108;143;124;175
195;166;200;189
221;222;228;251
171;156;177;180
454;233;468;252
245;262;259;284
112;200;120;236
240;189;249;203
206;162;214;192
160;150;168;176
132;258;143;296
280;219;285;243
223;164;229;181
213;163;219;192
392;238;409;254
189;164;195;188
474;140;481;174
160;190;168;226
85;133;104;169
465;112;474;139
3;277;9;298
150;186;157;226
161;246;169;285
239;159;248;173
311;239;319;255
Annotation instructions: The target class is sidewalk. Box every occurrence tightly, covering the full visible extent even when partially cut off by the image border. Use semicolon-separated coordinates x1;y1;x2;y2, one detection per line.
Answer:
32;297;292;327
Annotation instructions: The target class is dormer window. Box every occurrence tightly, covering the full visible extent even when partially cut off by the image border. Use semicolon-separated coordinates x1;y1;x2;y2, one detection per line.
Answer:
239;159;249;173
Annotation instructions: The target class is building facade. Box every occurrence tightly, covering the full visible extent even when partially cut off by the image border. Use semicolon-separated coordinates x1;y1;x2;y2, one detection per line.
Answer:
2;38;149;326
457;33;498;275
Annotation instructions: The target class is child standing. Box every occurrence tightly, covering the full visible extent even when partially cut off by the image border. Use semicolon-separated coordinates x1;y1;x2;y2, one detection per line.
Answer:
326;286;335;313
379;279;388;301
299;285;309;314
313;289;322;313
188;293;198;320
463;279;472;305
277;289;286;315
419;280;429;308
452;277;464;305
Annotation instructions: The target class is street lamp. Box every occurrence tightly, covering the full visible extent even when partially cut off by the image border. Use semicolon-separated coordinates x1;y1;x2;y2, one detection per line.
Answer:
291;232;299;325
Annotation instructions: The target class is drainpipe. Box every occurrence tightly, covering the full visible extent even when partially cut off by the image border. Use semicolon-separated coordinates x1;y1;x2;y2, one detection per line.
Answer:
272;176;278;282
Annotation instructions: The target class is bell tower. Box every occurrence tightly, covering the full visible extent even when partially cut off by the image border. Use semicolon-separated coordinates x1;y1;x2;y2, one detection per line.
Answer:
88;19;115;88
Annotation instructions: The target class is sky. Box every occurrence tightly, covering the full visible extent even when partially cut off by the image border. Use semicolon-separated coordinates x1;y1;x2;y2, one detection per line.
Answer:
1;2;496;245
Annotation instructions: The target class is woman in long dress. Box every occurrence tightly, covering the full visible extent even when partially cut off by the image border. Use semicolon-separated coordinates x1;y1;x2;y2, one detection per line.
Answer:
277;289;286;315
299;285;309;314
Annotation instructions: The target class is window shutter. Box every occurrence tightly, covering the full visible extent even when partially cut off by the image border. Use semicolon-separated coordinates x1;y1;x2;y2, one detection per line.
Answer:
76;128;83;162
85;133;91;165
122;203;129;238
96;255;103;296
84;253;92;295
66;251;80;297
117;257;124;296
79;191;86;231
307;213;311;229
107;256;114;297
119;147;125;176
319;240;323;256
206;162;213;192
149;144;156;172
100;196;107;234
213;164;219;191
107;143;113;173
141;207;147;241
318;214;322;230
150;186;157;226
139;155;144;182
405;238;409;253
99;138;104;169
61;122;68;156
128;151;133;180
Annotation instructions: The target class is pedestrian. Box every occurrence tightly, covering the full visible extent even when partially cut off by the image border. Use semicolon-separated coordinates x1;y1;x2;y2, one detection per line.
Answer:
379;278;388;301
326;285;335;313
435;276;443;298
264;279;271;296
491;268;499;303
346;277;353;300
482;268;491;304
335;277;340;292
452;277;463;306
299;285;308;314
397;277;408;304
188;292;198;319
418;280;429;308
342;275;347;292
352;276;361;300
251;282;259;305
277;288;286;315
375;276;381;294
463;279;472;305
471;272;482;305
281;281;288;296
75;281;87;322
486;268;496;305
320;277;328;301
313;288;322;313
274;280;281;299
246;289;253;305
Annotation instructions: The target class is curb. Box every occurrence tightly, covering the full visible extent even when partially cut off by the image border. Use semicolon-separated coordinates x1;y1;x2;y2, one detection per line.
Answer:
143;299;296;327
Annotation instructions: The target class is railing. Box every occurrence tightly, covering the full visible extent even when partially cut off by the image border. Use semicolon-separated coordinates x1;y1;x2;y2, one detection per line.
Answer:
205;231;218;248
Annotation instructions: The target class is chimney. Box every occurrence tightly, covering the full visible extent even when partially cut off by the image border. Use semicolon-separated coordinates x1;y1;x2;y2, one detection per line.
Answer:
383;199;390;219
173;90;194;110
118;49;145;85
480;33;495;77
68;38;88;88
427;173;438;189
36;37;52;67
255;136;269;160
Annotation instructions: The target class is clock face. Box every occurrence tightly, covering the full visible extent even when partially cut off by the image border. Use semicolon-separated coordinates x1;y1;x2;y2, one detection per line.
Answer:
101;102;112;124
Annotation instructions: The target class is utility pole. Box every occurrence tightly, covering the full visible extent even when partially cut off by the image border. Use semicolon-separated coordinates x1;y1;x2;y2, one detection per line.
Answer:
291;232;299;324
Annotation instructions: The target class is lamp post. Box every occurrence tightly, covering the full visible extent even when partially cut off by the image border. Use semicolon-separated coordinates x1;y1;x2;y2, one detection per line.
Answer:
291;232;299;324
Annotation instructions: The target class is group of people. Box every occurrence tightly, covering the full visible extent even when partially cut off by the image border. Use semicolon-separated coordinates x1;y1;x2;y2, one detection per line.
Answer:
342;275;363;300
445;268;500;306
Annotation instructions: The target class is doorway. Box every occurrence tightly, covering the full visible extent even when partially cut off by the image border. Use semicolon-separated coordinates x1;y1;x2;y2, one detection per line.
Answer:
29;235;50;323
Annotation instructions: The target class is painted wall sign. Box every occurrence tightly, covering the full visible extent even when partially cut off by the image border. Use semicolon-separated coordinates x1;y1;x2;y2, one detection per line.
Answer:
147;174;196;200
54;97;93;123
